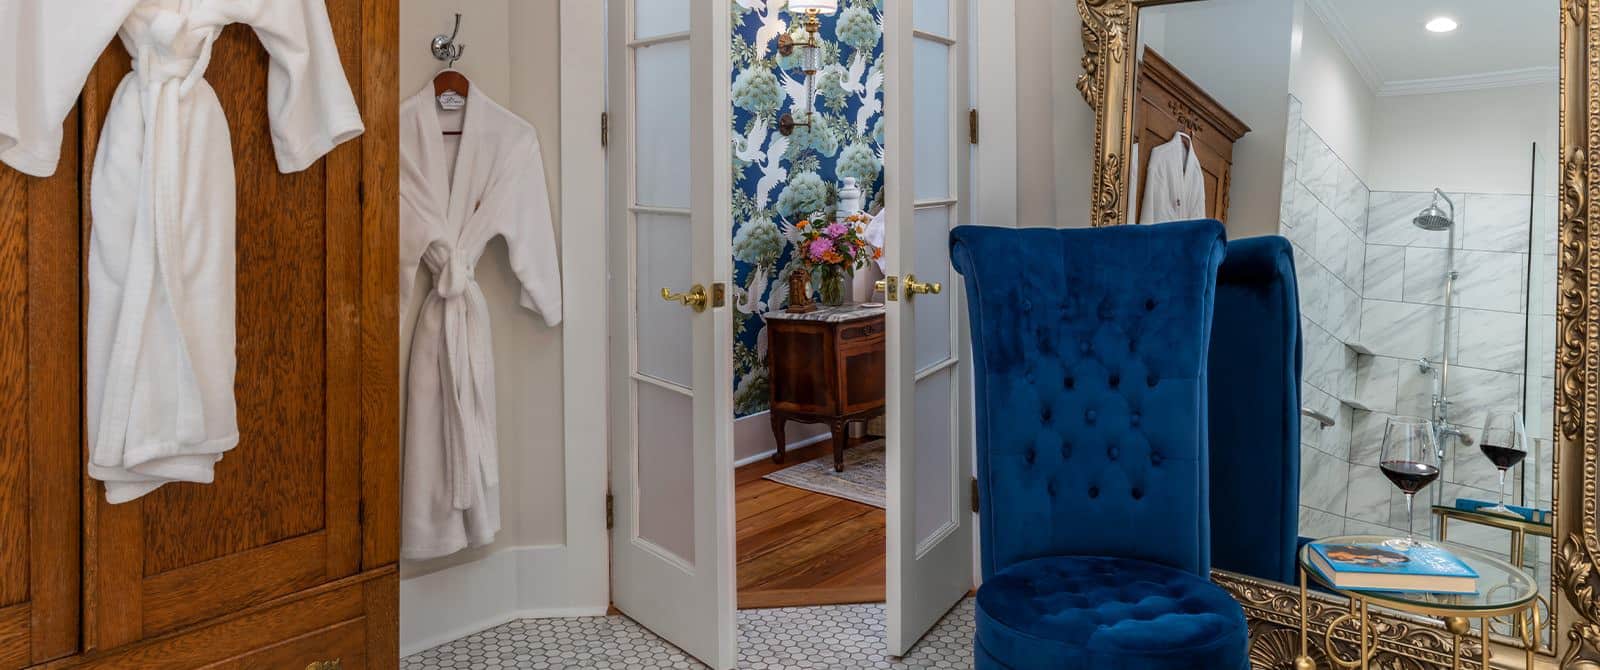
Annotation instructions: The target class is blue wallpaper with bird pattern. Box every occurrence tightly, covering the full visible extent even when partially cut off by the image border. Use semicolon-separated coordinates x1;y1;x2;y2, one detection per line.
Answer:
729;0;885;417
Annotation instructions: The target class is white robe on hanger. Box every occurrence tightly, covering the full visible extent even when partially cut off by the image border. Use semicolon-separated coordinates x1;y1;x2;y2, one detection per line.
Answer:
1139;133;1208;225
399;81;562;560
3;0;365;503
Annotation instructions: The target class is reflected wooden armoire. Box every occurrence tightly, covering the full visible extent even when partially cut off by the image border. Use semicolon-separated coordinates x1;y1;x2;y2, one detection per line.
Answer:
0;3;399;668
1133;48;1251;224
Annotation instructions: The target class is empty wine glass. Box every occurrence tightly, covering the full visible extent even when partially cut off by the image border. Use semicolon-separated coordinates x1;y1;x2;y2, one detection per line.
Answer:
1479;410;1529;517
1379;416;1441;551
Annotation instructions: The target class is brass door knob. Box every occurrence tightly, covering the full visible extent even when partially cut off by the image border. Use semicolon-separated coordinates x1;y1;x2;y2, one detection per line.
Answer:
306;661;342;670
904;275;942;297
660;284;709;313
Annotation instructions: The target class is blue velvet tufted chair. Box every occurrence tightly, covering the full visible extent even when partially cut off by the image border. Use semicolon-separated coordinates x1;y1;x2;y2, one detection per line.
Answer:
1208;236;1303;586
950;220;1248;670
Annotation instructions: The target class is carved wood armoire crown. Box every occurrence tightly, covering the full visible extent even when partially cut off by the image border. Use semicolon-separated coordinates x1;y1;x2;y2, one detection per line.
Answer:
1132;47;1250;225
0;3;400;668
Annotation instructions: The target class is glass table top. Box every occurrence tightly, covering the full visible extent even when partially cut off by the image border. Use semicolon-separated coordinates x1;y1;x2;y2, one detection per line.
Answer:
1298;534;1538;615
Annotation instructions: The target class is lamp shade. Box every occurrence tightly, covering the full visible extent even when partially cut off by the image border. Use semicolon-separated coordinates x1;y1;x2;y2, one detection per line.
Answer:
789;0;838;14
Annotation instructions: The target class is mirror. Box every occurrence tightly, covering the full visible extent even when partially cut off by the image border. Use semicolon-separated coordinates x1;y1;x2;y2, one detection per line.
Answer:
1091;0;1562;662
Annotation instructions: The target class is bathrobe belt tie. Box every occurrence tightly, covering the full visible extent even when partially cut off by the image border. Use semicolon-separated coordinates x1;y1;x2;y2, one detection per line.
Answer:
424;242;500;510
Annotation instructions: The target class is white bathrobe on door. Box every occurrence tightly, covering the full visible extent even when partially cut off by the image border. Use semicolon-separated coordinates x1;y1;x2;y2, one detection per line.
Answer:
399;83;562;560
2;0;365;503
1139;133;1208;225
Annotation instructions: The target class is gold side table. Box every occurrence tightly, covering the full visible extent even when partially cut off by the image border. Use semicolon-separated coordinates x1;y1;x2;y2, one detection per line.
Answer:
1295;535;1539;670
1431;505;1553;649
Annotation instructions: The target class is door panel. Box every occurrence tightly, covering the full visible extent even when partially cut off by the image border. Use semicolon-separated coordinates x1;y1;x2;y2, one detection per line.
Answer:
0;109;82;669
884;0;974;655
80;0;392;650
608;0;737;667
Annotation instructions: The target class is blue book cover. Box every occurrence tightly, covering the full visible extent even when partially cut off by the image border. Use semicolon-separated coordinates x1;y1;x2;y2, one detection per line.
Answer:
1454;498;1551;525
1308;542;1479;594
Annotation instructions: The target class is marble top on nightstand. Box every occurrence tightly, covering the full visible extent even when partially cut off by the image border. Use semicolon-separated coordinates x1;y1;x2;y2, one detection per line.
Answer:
765;303;886;323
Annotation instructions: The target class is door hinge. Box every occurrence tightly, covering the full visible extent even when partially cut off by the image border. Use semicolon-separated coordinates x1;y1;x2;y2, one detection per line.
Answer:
601;112;610;148
971;477;980;514
968;108;979;145
606;492;615;530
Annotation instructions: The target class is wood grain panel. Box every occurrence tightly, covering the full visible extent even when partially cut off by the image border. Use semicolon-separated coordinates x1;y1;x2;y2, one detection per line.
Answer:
200;619;365;670
143;23;328;575
27;107;82;665
362;572;398;669
61;574;369;670
359;0;402;570
141;533;327;637
0;604;29;669
0;145;29;612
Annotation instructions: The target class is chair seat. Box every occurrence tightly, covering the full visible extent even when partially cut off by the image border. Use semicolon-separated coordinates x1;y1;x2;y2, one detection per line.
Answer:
975;556;1248;670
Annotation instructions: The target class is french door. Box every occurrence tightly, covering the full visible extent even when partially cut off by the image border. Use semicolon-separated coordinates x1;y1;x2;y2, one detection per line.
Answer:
883;0;975;655
605;1;738;668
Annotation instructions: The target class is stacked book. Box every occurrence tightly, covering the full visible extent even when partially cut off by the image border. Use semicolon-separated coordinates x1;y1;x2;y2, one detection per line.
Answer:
1306;542;1478;594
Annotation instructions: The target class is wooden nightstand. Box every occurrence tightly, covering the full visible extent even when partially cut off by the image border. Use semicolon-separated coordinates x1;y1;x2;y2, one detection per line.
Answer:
766;304;887;471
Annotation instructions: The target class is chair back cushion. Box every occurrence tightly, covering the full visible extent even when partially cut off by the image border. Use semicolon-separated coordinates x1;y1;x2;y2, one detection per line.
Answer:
1208;236;1302;584
950;220;1227;580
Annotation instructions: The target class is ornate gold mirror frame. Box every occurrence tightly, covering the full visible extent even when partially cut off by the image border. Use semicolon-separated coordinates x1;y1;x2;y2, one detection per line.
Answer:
1076;0;1593;666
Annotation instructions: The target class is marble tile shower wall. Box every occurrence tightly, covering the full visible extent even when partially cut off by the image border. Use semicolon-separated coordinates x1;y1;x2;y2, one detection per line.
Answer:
1279;96;1369;540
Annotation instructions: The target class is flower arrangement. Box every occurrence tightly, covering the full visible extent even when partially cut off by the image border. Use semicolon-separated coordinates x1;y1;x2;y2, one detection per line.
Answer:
795;212;881;306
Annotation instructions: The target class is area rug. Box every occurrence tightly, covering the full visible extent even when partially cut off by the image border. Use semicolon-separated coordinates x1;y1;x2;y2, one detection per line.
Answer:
763;439;886;509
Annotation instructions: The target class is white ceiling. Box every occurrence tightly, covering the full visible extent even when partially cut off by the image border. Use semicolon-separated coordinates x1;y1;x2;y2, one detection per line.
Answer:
1306;0;1559;96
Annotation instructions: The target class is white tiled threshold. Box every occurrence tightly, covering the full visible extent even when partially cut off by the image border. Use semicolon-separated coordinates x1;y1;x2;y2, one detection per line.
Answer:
402;598;976;669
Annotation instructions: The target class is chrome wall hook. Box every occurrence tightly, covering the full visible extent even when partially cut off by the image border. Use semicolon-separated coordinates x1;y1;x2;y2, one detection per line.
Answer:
431;13;467;68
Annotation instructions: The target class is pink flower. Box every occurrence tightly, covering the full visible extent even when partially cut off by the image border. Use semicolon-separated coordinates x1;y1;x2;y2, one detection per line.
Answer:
825;222;848;238
808;239;829;261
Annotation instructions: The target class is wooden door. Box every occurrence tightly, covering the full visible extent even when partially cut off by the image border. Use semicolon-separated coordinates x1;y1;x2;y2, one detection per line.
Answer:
77;0;398;656
0;114;84;669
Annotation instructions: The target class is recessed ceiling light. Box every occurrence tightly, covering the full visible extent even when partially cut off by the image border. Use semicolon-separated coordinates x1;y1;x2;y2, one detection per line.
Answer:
1426;17;1458;33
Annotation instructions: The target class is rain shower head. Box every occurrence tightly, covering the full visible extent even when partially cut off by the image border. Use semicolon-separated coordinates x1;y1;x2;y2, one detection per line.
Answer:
1414;189;1456;230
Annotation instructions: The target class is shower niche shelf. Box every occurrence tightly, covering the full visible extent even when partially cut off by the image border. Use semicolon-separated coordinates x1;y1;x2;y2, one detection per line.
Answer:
1344;341;1375;356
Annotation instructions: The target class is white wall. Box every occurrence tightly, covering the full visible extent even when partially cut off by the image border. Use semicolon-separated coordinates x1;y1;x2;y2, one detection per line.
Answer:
1289;5;1376;179
1366;83;1558;194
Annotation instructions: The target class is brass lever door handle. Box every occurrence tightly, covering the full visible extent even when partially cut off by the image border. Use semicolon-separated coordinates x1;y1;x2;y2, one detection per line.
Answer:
904;275;942;297
660;284;709;313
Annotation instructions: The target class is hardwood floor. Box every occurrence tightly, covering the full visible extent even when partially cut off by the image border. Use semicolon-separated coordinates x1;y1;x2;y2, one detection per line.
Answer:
736;439;886;609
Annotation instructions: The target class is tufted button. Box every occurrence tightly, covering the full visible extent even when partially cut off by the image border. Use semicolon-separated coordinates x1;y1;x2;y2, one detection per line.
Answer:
1132;487;1145;500
1046;480;1058;496
1088;486;1100;499
1061;442;1073;459
1107;446;1120;460
1040;406;1052;422
1145;298;1157;311
1130;411;1141;427
1024;448;1037;465
1150;451;1164;466
1021;298;1033;312
1108;374;1120;388
1065;376;1075;389
1147;374;1159;388
1080;341;1091;354
1085;409;1097;424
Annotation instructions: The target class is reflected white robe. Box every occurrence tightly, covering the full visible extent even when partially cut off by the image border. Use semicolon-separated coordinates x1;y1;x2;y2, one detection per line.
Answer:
2;0;365;503
399;83;562;560
1139;134;1207;225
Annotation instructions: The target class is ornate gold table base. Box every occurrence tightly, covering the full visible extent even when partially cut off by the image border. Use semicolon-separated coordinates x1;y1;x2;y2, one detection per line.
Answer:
1294;566;1540;670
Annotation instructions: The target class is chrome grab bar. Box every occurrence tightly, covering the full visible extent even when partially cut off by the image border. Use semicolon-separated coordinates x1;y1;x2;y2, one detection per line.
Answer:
1301;407;1335;429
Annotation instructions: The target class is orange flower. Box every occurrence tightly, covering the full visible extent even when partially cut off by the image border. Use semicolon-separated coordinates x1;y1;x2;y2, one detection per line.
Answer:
797;220;810;228
872;248;884;259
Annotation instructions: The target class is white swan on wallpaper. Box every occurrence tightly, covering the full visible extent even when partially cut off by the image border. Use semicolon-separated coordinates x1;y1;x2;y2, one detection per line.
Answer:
735;264;770;315
855;63;883;138
736;0;790;60
736;116;774;163
780;68;822;121
752;132;790;210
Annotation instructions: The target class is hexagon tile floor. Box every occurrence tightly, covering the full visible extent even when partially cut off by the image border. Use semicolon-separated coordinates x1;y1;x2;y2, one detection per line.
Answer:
401;598;976;669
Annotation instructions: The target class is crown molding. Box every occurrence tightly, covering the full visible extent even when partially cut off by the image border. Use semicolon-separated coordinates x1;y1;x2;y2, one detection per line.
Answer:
1301;0;1383;94
1376;66;1559;97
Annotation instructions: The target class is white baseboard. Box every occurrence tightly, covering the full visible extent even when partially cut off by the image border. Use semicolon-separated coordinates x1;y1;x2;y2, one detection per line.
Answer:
733;410;833;464
401;545;609;657
732;431;833;469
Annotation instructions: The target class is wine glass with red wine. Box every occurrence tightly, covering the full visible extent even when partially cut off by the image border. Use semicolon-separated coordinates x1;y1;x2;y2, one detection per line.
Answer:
1479;410;1528;517
1379;416;1440;551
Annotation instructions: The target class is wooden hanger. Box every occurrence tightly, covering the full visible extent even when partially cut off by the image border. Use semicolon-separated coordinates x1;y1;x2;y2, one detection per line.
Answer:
434;69;470;136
